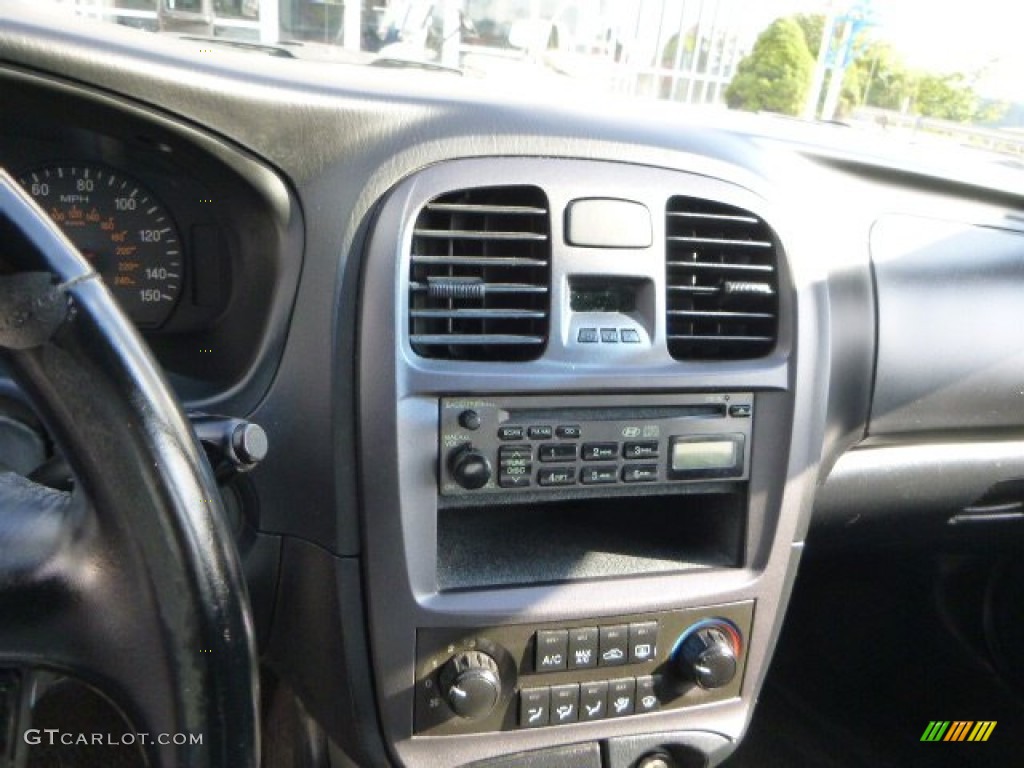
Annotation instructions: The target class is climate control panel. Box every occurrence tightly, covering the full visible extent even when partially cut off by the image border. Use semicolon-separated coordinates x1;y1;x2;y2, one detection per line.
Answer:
413;602;753;735
438;394;753;497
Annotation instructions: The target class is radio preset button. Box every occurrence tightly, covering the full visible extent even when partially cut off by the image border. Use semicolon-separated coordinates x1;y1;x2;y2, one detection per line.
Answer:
623;441;659;460
556;425;582;439
528;425;554;440
535;630;568;672
539;444;578;463
498;426;524;441
599;625;629;666
568;627;599;669
538;468;576;487
580;466;618;484
622;465;658;483
582;443;618;461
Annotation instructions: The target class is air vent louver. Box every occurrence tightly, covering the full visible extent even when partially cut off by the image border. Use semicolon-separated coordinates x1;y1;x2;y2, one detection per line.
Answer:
666;197;779;360
409;186;550;361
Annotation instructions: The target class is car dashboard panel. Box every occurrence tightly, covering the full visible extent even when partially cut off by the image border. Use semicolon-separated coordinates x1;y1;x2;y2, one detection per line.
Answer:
2;12;1024;768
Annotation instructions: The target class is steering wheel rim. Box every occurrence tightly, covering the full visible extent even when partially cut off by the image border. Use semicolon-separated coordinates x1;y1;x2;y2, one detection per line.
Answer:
0;169;259;766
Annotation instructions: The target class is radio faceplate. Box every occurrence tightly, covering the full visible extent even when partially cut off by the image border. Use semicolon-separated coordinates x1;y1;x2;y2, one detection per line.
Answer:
438;394;753;497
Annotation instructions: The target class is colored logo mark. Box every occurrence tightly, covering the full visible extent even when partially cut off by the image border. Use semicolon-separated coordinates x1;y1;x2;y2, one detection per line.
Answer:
920;721;996;742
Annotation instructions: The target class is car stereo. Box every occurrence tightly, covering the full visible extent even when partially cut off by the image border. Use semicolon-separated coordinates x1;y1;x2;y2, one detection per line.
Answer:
438;393;753;497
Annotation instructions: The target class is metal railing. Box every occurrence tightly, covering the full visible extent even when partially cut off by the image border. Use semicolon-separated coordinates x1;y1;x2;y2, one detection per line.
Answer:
853;107;1024;157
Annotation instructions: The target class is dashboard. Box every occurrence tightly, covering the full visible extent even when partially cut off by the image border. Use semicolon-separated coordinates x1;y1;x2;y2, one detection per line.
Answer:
2;10;1024;768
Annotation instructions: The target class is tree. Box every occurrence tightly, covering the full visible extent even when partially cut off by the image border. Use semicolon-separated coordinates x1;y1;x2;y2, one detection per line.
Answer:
852;42;915;111
792;13;826;57
725;18;814;116
779;13;1005;124
973;98;1010;125
915;73;977;122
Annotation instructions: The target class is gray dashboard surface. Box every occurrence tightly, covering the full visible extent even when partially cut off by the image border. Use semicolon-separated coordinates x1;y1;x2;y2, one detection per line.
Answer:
870;214;1024;435
4;9;1024;768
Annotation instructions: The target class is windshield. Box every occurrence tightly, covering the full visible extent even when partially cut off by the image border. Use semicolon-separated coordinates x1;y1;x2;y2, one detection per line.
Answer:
24;0;1024;159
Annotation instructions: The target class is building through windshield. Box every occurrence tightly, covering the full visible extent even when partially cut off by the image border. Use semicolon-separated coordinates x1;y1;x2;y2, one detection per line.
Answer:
51;0;769;105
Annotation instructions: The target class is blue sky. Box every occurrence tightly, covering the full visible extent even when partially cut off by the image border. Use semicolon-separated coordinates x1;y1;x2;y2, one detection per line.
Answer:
869;0;1024;99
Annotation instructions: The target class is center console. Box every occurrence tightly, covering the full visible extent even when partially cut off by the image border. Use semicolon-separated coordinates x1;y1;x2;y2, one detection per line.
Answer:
424;394;756;737
358;157;820;768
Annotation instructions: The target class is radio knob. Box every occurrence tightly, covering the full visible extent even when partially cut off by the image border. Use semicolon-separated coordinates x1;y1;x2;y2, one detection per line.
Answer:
449;445;492;490
673;621;740;690
438;651;502;720
458;409;482;430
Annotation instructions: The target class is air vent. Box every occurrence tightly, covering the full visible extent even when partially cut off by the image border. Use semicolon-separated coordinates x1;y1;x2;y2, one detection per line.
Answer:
408;186;550;361
665;197;779;360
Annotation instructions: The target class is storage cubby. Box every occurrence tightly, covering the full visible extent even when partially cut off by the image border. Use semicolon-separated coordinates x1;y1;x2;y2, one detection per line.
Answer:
437;491;745;590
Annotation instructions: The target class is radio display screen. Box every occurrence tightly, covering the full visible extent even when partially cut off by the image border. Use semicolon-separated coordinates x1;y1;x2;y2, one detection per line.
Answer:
671;440;737;471
570;282;638;313
669;434;745;479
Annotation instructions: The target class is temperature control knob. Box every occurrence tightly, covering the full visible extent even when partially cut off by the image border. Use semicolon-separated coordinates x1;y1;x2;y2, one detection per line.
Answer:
448;446;492;490
673;620;741;690
438;651;502;720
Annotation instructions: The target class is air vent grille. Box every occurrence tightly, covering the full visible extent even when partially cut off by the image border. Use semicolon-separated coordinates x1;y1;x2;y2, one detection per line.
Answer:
409;186;550;361
666;197;779;360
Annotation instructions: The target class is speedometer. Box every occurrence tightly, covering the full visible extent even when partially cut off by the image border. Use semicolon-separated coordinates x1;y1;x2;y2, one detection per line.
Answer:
17;164;184;327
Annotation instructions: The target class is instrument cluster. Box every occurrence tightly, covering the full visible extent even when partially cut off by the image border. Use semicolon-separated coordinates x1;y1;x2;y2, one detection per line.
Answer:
0;72;300;410
18;163;186;327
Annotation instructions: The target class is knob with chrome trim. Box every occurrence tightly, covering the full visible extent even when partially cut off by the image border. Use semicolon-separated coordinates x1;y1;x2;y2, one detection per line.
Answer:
673;620;741;690
438;651;502;720
448;445;492;490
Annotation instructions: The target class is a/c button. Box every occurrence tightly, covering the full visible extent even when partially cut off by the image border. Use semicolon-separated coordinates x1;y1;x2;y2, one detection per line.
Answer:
535;629;568;672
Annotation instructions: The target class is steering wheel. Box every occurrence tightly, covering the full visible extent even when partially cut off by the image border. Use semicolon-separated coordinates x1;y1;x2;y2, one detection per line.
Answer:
0;169;258;766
